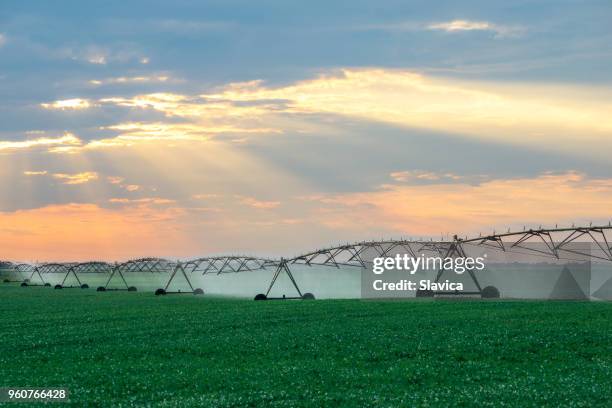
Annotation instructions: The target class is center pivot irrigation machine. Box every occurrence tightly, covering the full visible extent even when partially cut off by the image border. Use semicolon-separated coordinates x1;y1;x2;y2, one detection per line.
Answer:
155;256;278;296
6;223;612;300
253;240;455;301
31;263;86;289
153;259;199;296
173;256;279;298
1;262;26;283
19;263;50;287
72;262;114;289
97;258;167;292
250;224;612;301
96;257;205;294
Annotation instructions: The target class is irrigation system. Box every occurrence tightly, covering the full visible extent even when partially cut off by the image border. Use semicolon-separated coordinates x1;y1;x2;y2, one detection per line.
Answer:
2;224;611;300
1;262;23;283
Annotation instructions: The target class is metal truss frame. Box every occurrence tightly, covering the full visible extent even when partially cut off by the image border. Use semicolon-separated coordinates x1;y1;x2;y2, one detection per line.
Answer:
158;256;278;295
101;258;174;292
158;263;197;295
19;263;50;287
289;240;450;268
74;261;114;274
36;263;87;289
8;224;612;300
1;262;23;283
443;225;612;298
461;225;612;262
263;259;303;300
258;240;453;300
14;263;36;285
259;225;612;300
184;256;278;275
72;262;113;289
432;241;483;296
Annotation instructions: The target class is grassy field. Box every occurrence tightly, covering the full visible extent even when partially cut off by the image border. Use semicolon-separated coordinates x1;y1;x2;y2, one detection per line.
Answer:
1;285;611;407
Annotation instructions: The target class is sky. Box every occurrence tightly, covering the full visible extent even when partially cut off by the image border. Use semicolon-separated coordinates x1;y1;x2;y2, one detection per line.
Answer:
1;0;611;261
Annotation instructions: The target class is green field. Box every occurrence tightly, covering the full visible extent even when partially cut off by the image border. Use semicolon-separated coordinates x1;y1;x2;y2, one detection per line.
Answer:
1;285;611;407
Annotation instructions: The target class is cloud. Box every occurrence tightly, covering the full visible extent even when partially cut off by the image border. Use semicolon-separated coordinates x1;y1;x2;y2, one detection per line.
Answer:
3;169;611;260
195;69;612;159
52;172;98;185
59;44;147;65
0;133;82;153
99;93;190;111
41;98;91;110
108;197;175;205
237;196;281;209
89;75;171;86
0;33;6;47
123;184;140;192
22;68;612;160
23;170;48;176
99;93;287;122
88;55;107;65
192;193;220;200
35;68;609;157
390;170;464;183
427;20;524;37
305;172;612;236
357;20;524;38
84;121;277;149
0;203;191;261
107;176;125;184
105;176;141;192
428;20;490;32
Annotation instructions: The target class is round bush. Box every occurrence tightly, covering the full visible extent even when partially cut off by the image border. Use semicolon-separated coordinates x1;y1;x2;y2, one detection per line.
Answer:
44;283;51;287
302;293;316;300
254;293;267;301
481;286;500;299
96;286;106;292
81;283;89;289
193;288;204;295
127;286;137;292
54;284;62;290
20;282;28;287
3;279;10;283
155;288;166;296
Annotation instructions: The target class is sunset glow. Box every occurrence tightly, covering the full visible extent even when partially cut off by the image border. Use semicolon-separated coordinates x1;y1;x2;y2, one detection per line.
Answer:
1;1;611;260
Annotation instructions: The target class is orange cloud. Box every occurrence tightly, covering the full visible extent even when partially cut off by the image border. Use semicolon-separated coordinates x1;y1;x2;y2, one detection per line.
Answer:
306;172;612;237
0;203;193;261
107;176;125;184
2;172;610;261
52;172;98;185
237;196;281;209
108;198;175;205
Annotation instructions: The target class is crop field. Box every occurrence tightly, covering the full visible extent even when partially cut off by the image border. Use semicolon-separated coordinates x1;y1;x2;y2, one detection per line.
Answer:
1;285;611;407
